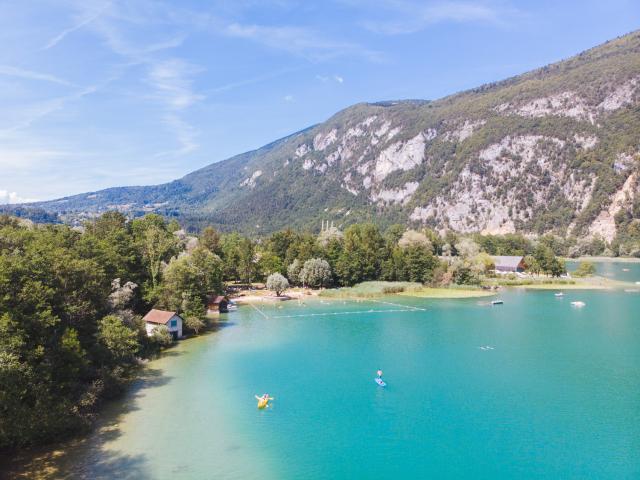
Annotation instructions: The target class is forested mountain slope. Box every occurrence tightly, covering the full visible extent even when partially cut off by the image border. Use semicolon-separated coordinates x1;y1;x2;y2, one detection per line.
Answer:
26;31;640;243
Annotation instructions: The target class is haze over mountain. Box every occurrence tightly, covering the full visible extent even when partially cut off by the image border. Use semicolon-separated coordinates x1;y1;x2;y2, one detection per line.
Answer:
14;30;640;244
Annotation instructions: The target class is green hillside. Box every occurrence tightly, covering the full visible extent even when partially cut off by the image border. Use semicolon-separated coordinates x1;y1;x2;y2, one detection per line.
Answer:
25;30;640;249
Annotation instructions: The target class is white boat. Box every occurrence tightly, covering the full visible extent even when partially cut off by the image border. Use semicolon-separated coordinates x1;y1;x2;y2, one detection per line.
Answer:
571;301;586;308
554;292;564;297
491;299;503;305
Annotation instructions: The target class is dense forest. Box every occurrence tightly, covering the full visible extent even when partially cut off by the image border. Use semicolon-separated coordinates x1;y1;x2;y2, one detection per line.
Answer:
0;212;570;450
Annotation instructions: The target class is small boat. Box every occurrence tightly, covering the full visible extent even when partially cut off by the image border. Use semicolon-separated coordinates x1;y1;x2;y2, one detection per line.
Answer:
554;292;564;297
571;301;586;308
622;268;630;272
375;377;387;387
491;300;504;305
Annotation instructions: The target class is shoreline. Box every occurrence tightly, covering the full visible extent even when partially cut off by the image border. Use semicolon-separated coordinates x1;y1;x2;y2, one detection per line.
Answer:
565;256;640;263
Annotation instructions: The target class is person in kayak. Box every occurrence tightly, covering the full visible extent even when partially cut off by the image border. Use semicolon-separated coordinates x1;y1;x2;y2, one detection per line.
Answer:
255;393;273;408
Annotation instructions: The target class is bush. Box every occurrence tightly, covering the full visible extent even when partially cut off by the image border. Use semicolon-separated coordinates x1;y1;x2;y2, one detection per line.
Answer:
573;261;596;277
150;325;173;347
184;316;206;335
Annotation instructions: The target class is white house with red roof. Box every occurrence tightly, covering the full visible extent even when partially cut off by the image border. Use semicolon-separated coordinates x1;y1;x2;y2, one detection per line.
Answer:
143;309;183;340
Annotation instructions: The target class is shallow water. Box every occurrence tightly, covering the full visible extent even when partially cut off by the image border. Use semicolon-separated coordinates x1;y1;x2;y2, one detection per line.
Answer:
39;291;640;479
566;259;640;283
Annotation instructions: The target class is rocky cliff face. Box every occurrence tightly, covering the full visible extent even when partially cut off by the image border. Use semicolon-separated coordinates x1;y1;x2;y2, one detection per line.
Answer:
30;31;640;241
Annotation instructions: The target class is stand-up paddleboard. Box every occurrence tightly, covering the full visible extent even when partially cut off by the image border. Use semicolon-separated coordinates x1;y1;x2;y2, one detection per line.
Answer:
375;377;386;387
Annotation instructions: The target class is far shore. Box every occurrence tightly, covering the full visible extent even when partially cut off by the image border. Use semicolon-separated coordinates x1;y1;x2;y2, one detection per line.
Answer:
565;256;640;263
399;288;496;299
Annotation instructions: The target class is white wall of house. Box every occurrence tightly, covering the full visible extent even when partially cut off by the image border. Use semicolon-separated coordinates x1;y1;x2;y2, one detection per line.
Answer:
145;314;183;339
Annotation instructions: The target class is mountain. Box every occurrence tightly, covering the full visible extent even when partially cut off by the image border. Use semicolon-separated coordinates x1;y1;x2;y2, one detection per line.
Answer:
20;31;640;242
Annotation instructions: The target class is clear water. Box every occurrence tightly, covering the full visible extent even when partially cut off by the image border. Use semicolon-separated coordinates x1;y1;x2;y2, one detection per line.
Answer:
565;259;640;283
48;291;640;479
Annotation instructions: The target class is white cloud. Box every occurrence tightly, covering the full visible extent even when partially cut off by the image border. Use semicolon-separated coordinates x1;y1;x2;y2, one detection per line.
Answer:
147;59;203;156
0;65;76;87
223;22;381;61
360;1;518;35
0;189;37;204
284;94;294;102
44;1;112;50
316;74;345;84
155;114;199;157
148;59;204;109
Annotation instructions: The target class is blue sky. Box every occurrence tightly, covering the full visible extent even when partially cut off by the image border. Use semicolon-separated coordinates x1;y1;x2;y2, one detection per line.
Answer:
1;0;638;202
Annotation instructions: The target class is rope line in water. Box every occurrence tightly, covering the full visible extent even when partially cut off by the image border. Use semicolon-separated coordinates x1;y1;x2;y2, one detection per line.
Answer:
367;299;426;311
249;302;270;319
271;308;420;319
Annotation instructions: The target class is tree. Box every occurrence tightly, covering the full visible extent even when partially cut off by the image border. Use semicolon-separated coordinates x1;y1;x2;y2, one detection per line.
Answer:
398;229;432;250
299;258;332;288
336;224;385;286
184;316;206;335
96;315;139;365
317;226;343;247
401;245;440;283
134;220;176;292
266;273;289;296
455;237;480;259
524;255;541;275
257;251;284;278
200;226;221;254
162;247;223;312
287;259;302;285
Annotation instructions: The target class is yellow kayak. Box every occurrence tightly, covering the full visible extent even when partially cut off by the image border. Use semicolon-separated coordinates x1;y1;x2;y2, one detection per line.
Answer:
257;398;269;409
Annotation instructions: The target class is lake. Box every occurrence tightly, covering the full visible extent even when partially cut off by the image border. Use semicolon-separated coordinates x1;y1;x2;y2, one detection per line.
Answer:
27;289;640;479
565;259;640;283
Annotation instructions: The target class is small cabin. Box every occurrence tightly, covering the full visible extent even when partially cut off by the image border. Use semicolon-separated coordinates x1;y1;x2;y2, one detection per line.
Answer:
492;255;526;273
143;309;183;340
207;295;229;314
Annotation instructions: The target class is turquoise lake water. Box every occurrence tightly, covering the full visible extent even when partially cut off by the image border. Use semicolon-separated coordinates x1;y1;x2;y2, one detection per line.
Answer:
47;289;640;479
565;259;640;283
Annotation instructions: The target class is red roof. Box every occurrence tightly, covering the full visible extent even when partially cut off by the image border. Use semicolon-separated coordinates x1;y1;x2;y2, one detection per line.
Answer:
208;295;228;304
143;309;179;325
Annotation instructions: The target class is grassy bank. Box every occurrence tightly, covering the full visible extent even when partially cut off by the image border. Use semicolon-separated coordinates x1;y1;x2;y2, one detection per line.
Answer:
319;281;422;298
399;287;496;298
319;281;495;299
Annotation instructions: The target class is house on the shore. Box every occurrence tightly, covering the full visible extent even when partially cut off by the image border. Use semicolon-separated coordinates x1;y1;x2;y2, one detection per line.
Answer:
207;294;229;314
143;309;183;340
492;255;526;273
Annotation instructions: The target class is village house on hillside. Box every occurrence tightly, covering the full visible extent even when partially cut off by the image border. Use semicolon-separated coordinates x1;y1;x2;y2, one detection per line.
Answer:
491;255;526;273
143;309;183;340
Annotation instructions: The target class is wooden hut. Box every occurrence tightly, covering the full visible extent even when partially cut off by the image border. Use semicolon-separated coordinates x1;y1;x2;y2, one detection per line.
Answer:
207;295;229;313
